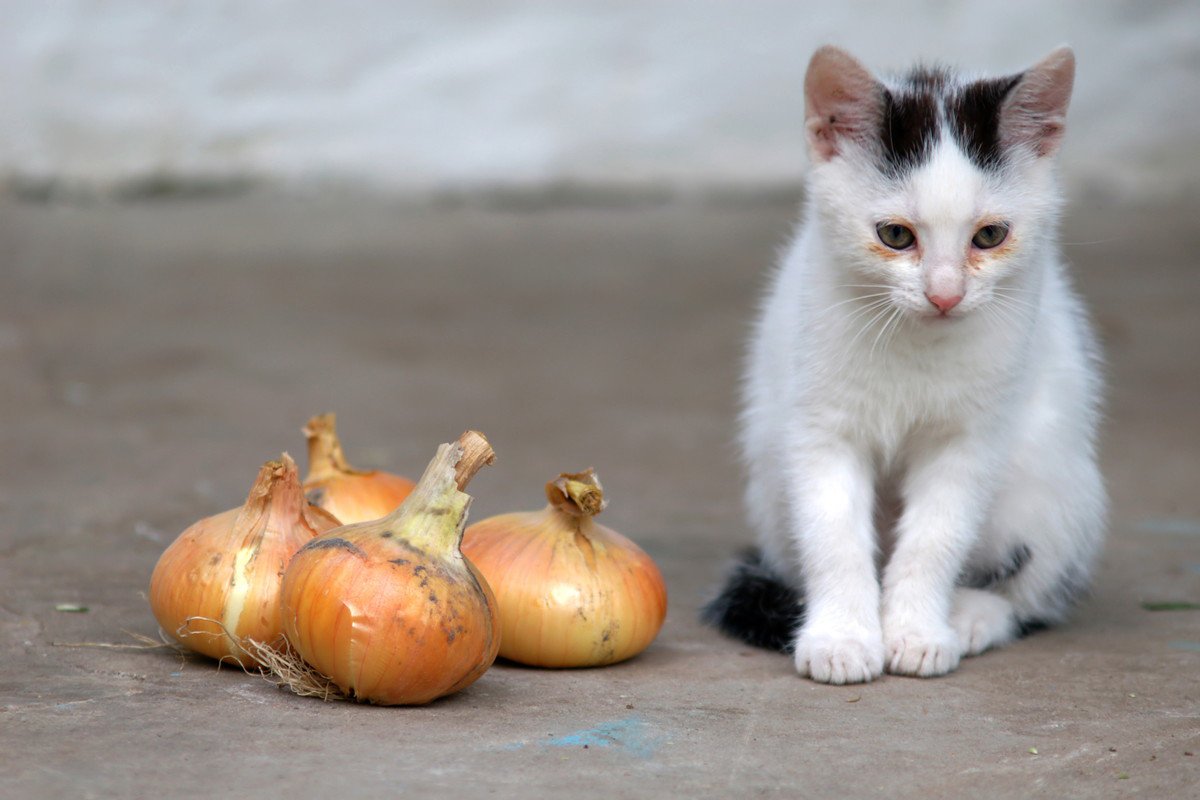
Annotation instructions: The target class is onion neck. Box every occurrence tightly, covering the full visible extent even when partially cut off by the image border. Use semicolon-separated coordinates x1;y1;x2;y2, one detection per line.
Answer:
382;431;495;554
545;470;606;518
234;454;314;540
303;412;367;482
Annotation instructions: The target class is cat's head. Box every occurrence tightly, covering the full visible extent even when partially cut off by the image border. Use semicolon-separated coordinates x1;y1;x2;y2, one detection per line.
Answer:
804;46;1074;320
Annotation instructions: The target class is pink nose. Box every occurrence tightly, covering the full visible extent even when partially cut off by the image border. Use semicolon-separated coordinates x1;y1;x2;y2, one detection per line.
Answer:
926;293;963;314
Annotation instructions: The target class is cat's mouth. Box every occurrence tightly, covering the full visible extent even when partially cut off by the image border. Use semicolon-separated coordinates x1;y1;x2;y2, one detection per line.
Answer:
918;307;966;322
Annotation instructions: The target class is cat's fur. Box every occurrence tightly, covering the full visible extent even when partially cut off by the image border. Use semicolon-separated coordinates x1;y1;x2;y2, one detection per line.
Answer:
703;46;1106;683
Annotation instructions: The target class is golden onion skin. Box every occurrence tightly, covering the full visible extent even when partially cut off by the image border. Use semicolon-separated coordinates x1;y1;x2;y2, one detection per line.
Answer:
462;471;668;668
148;455;340;666
302;412;415;524
282;531;499;705
304;471;415;526
280;433;499;705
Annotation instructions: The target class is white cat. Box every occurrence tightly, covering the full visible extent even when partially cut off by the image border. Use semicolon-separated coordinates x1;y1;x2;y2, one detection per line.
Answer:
703;46;1106;683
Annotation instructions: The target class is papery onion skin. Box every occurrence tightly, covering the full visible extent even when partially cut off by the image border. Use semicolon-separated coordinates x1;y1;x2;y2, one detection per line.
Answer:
281;432;499;705
148;455;340;666
302;413;415;524
282;536;499;705
304;472;415;526
462;471;668;668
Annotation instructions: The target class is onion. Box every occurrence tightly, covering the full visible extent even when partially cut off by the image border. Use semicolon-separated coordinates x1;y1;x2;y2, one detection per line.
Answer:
302;413;415;524
461;469;667;668
279;431;499;705
148;454;340;665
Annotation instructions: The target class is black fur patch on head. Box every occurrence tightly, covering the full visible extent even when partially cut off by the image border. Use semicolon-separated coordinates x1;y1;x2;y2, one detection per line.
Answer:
908;65;951;92
879;84;940;176
948;74;1023;170
700;547;804;653
876;65;950;176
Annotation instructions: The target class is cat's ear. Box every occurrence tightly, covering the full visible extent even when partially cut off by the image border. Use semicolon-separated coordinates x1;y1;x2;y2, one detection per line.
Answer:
1001;46;1075;158
804;46;882;162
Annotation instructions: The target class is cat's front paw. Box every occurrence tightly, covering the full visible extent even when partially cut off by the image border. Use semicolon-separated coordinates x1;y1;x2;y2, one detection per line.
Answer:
793;629;884;684
884;624;961;677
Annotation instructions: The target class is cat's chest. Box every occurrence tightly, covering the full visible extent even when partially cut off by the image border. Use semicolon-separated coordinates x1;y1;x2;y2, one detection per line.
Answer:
801;333;1017;438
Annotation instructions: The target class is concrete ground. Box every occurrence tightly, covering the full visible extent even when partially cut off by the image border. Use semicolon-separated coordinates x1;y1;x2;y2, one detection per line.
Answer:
1;190;1197;799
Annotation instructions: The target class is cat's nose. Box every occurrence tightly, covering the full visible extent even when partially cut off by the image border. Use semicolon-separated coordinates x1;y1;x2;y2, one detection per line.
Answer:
925;293;963;314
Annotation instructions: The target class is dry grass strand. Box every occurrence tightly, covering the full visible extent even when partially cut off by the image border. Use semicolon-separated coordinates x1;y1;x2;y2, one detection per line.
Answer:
52;628;185;652
52;615;345;699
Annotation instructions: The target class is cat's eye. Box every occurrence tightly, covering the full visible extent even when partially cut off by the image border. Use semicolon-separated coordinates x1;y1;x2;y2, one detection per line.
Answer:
972;223;1010;249
876;222;916;250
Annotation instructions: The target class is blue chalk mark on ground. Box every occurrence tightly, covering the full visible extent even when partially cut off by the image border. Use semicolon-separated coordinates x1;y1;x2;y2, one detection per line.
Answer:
500;715;662;759
1168;641;1200;653
1188;564;1200;575
1136;518;1200;536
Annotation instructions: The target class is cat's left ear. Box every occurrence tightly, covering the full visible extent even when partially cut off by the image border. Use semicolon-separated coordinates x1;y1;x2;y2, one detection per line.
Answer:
1001;46;1075;158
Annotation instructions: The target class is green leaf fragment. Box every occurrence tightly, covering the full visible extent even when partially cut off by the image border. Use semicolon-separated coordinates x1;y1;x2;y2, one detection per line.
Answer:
1140;601;1200;611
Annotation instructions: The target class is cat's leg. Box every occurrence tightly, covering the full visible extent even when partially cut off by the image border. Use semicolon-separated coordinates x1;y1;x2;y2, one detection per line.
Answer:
881;433;998;677
787;439;883;684
980;445;1106;633
949;431;1105;657
949;535;1030;657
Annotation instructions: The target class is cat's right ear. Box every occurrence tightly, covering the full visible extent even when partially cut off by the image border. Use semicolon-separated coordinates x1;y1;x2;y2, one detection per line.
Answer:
804;46;882;162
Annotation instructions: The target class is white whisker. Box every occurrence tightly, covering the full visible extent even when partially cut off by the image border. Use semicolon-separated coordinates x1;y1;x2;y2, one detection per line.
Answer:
831;284;897;290
1060;237;1122;246
869;306;903;358
815;291;893;316
840;298;894;328
991;289;1040;313
845;303;895;352
979;303;1005;329
990;294;1037;319
992;286;1037;302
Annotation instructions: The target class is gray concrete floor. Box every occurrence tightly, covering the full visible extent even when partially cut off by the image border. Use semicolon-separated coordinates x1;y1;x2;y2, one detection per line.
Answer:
1;191;1197;799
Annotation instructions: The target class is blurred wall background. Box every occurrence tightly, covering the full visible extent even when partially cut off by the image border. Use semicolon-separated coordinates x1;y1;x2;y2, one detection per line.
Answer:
2;0;1196;201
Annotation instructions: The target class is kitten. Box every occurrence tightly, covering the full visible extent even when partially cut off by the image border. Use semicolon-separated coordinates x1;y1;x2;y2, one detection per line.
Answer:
703;46;1106;683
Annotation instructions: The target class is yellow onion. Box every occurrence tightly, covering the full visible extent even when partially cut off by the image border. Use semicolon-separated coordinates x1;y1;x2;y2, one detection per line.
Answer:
148;455;340;665
279;431;500;705
462;469;667;668
302;412;415;524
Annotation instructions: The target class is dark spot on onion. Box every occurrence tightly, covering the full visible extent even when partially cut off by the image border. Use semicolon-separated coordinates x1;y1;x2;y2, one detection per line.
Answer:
300;538;366;558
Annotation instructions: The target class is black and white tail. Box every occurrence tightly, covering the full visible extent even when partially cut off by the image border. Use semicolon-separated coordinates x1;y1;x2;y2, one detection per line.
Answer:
700;548;804;653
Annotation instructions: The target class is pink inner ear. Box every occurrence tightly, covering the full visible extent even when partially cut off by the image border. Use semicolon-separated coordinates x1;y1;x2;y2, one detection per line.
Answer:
1001;47;1075;157
804;46;881;162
